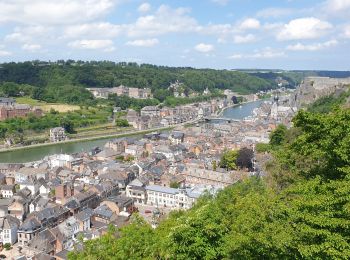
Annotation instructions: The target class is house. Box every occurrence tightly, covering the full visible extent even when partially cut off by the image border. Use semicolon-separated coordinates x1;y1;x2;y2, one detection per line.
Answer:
17;218;42;245
0;215;20;245
0;185;15;198
29;196;50;213
55;183;74;205
20;179;39;195
169;131;185;145
27;228;56;255
101;195;133;215
15;167;47;184
8;195;30;221
75;208;93;232
64;191;99;214
92;204;117;224
50;127;67;142
125;178;148;204
38;179;51;196
140;106;160;117
145;185;216;209
98;170;135;189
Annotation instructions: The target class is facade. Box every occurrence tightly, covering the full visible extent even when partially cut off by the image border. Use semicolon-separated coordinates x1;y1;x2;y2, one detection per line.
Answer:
0;101;42;121
50;127;67;142
0;215;20;245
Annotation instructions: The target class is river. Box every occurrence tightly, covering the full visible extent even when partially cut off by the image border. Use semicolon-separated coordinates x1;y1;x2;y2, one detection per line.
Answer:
0;100;263;163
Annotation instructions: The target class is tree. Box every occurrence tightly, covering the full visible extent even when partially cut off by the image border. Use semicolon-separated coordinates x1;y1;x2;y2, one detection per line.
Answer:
219;150;238;170
61;119;75;134
236;147;254;170
115;118;129;127
269;124;287;146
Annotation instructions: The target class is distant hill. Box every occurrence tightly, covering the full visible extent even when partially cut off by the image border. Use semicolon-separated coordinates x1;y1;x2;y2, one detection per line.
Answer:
0;61;287;97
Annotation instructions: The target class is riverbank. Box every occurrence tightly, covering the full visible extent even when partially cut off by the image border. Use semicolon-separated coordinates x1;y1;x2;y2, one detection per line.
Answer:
0;126;174;154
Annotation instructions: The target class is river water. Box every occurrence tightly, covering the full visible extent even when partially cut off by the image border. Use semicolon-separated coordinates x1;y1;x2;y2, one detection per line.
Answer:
0;100;263;163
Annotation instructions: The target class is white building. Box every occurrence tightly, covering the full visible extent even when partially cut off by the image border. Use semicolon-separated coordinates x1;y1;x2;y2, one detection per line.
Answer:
0;215;20;245
0;185;15;198
145;185;219;209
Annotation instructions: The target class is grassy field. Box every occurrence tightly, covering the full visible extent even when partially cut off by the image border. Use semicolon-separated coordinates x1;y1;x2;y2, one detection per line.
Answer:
16;97;80;112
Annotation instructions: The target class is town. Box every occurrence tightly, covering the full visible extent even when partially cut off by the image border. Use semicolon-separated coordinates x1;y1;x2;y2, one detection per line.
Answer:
1;75;349;259
0;89;296;259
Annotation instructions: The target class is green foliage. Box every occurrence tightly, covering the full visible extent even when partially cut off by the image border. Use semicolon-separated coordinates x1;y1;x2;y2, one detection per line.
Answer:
269;124;287;146
169;181;181;188
308;88;350;114
109;94;159;111
115;118;129;127
0;107;109;140
3;243;11;250
255;143;271;153
164;93;224;107
219;149;238;170
68;216;157;260
0;61;281;100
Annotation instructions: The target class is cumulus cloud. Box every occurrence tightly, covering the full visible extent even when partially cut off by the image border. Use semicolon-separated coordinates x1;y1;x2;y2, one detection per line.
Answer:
68;39;114;51
287;40;338;51
138;3;151;13
194;43;214;53
238;18;261;30
233;34;256;43
5;26;53;43
127;5;200;37
126;38;159;47
64;23;122;39
0;0;117;25
22;44;42;51
229;48;285;59
277;17;332;41
322;0;350;16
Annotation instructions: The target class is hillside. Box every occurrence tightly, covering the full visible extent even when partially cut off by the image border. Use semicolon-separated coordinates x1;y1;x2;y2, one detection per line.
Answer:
0;61;285;105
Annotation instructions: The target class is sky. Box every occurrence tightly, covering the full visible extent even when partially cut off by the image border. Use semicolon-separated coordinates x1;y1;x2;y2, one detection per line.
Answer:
0;0;349;70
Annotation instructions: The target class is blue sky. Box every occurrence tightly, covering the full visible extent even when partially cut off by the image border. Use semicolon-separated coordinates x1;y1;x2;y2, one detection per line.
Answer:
0;0;349;70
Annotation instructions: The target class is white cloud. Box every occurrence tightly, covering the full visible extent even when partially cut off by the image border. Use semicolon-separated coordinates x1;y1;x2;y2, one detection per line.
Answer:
0;0;116;25
229;48;285;59
5;26;53;43
344;25;350;38
211;0;230;6
322;0;350;15
64;23;122;39
138;3;151;13
127;5;200;37
238;18;261;30
194;43;214;53
256;8;294;18
126;38;159;47
0;50;12;56
233;34;256;43
277;17;332;41
287;40;338;51
68;39;114;51
22;44;42;51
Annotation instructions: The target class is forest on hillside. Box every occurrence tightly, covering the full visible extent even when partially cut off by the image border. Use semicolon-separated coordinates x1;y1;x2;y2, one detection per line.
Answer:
0;61;296;105
68;94;350;259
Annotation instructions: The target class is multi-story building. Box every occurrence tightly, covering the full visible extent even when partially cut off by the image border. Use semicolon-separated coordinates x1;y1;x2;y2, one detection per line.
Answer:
0;215;20;245
0;103;42;121
50;127;67;142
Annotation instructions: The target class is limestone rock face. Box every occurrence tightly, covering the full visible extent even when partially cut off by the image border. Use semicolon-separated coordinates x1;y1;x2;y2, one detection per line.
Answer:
291;77;350;108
